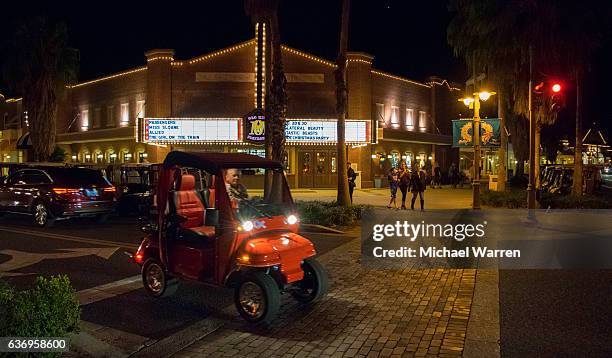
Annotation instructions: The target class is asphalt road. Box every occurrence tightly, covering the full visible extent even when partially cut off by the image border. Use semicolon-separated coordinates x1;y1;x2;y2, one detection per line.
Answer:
499;270;612;357
0;213;354;345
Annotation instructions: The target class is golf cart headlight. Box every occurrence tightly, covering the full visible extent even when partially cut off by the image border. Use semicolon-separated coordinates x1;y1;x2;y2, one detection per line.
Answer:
286;214;298;225
241;220;254;232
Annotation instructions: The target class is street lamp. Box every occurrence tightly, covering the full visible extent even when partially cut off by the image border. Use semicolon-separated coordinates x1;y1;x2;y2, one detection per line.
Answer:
459;91;496;210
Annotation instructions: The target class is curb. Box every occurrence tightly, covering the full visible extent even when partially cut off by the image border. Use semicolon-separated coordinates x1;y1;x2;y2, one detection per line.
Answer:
463;269;501;358
300;223;346;234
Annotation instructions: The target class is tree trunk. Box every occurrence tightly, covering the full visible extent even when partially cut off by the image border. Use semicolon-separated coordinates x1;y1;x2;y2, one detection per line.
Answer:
572;70;583;196
335;0;351;206
268;10;287;164
497;90;506;191
28;73;57;162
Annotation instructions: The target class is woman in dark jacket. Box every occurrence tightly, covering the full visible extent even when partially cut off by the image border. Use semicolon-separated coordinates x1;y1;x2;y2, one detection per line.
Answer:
409;166;426;211
398;161;410;209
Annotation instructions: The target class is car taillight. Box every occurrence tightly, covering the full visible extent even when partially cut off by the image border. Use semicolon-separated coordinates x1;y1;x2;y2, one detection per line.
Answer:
103;186;116;193
52;188;80;195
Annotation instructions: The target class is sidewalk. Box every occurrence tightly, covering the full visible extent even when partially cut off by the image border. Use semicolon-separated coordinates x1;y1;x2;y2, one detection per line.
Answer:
290;187;473;209
174;234;499;358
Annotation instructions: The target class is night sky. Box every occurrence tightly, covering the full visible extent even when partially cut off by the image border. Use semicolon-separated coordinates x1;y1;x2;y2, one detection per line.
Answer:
1;0;610;136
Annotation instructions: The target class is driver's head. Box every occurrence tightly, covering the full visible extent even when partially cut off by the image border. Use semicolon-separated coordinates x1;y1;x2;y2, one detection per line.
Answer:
224;169;241;186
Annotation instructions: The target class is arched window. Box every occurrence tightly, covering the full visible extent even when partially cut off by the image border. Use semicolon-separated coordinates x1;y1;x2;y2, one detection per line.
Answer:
391;151;400;169
403;152;413;169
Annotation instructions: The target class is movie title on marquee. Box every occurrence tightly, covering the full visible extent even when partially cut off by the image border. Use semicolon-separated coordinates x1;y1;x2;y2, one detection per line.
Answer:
143;118;240;143
285;120;370;143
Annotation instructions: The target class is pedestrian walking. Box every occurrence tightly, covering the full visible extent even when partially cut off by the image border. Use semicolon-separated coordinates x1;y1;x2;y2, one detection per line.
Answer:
398;161;410;209
387;167;399;209
409;166;426;211
450;162;460;188
432;161;442;189
347;162;357;203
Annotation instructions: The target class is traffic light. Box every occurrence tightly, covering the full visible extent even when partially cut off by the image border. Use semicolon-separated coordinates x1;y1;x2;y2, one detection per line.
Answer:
532;81;565;112
549;82;565;112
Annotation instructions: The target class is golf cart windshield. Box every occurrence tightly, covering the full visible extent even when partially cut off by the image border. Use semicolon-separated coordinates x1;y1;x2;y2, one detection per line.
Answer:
222;167;294;221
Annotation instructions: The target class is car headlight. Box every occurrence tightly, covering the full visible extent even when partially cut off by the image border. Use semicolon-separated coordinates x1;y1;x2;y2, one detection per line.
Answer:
286;214;298;225
240;220;254;232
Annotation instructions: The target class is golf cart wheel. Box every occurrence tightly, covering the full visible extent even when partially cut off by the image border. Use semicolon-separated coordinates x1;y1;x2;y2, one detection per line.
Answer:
291;258;329;304
142;258;178;298
234;271;280;324
33;202;55;228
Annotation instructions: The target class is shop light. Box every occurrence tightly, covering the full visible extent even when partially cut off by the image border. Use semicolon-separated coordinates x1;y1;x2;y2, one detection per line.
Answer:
71;155;77;160
387;154;392;159
371;154;377;159
97;154;103;159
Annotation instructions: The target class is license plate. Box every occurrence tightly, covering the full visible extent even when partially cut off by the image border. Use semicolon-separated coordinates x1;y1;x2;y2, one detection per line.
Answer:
85;189;98;197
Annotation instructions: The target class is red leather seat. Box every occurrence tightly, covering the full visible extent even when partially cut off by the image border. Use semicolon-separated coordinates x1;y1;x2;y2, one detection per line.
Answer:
173;174;214;238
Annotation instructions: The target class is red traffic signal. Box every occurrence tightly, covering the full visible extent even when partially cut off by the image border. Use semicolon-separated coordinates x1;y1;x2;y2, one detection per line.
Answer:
552;83;562;93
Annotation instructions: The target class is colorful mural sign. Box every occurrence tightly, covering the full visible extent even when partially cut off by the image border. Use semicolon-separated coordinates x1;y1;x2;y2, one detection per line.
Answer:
452;118;501;147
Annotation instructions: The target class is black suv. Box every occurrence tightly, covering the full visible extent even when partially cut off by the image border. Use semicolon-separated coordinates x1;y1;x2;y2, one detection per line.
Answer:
0;166;117;227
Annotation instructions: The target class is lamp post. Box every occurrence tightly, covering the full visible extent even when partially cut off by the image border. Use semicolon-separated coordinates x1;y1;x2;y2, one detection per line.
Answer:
459;91;496;210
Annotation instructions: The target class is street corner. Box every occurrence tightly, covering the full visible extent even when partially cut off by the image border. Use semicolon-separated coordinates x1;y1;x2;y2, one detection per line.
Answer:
175;237;485;358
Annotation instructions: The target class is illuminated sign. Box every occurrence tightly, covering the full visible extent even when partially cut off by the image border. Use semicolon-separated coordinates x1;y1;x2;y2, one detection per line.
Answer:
285;120;370;144
243;109;265;144
142;118;241;144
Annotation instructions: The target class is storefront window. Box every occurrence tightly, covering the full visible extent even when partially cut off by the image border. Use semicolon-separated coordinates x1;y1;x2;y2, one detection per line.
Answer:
418;153;426;169
404;152;413;169
123;152;133;163
391;151;400;169
237;148;266;158
109;153;117;164
236;149;266;174
138;152;148;163
282;151;289;172
331;154;337;173
84;153;92;163
316;152;327;174
95;152;104;163
302;152;311;174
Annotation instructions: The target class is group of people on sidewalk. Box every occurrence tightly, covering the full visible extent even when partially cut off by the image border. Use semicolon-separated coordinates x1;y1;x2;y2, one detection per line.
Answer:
386;160;441;211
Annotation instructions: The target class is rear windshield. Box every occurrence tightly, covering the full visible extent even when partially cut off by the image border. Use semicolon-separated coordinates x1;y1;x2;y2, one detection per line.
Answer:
46;168;111;187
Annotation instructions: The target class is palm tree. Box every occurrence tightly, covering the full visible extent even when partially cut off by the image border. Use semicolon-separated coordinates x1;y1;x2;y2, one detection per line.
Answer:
335;0;351;206
2;17;78;162
448;0;609;196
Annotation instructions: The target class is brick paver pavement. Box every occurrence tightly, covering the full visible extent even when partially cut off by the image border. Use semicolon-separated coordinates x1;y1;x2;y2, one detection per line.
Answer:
174;238;477;358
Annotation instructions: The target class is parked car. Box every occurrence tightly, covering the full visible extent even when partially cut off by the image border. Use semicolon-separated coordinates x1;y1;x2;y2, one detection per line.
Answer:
0;166;117;227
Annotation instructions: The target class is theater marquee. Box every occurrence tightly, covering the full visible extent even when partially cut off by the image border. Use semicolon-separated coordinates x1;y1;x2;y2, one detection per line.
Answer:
138;118;241;144
137;117;373;145
285;119;371;144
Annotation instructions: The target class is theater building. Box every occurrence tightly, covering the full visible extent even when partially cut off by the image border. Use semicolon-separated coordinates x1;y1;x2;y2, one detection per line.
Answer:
1;30;461;188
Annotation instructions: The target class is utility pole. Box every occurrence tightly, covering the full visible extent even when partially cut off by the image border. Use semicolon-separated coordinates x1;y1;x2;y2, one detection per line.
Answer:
527;45;537;218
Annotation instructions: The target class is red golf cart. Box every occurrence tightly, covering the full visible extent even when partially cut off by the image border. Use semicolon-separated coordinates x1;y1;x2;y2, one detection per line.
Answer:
132;151;328;324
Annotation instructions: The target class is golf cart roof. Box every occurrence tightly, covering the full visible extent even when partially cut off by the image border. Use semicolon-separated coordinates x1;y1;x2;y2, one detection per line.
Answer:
163;151;283;171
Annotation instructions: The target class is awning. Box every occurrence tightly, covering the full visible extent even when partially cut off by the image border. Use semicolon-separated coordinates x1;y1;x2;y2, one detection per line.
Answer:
16;131;32;149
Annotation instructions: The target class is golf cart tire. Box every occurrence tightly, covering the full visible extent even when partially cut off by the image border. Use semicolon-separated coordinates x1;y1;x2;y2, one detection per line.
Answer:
291;258;329;304
234;271;280;325
142;258;179;298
